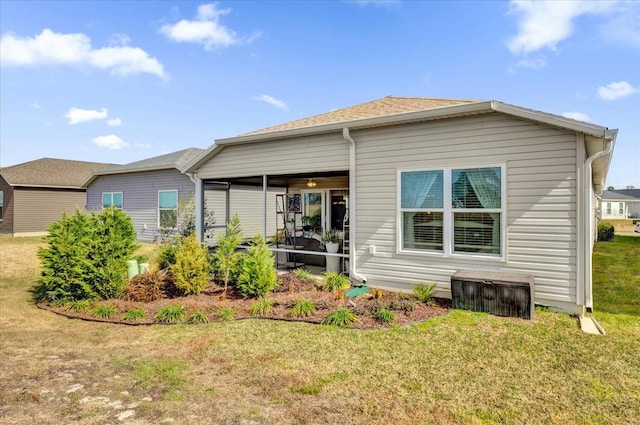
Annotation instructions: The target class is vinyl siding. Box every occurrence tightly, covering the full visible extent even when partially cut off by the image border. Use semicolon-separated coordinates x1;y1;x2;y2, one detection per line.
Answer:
197;133;349;179
13;188;86;233
86;169;195;242
0;177;14;234
352;113;580;310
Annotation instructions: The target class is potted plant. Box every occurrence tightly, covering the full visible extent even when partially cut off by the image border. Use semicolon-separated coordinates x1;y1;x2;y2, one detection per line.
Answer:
301;216;312;237
285;218;295;232
322;228;341;253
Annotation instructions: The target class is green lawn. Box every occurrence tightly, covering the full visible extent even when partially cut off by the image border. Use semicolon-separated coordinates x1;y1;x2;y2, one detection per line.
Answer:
0;235;638;424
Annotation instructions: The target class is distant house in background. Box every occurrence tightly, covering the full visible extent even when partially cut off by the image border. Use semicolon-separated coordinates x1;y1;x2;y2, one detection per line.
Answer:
599;189;640;219
0;158;116;236
83;148;204;242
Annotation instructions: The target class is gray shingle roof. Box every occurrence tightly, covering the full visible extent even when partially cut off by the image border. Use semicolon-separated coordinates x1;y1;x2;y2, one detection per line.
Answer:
0;158;117;189
601;189;640;201
94;148;203;175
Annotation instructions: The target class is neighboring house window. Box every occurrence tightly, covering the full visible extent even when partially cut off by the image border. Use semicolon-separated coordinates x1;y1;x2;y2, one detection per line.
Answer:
399;166;504;257
619;203;624;216
0;190;3;220
606;203;611;215
158;190;178;229
102;192;123;209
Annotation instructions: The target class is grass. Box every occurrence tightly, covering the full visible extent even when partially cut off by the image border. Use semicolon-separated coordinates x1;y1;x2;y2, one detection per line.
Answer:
1;235;639;424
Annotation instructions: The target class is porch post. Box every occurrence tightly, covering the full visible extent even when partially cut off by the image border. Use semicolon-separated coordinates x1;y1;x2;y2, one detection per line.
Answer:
263;174;268;237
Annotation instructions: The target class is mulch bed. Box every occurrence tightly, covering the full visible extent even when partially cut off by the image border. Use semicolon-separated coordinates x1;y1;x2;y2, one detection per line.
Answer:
37;271;451;329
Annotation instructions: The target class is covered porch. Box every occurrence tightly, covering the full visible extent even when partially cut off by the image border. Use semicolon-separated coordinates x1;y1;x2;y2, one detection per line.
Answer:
197;170;350;273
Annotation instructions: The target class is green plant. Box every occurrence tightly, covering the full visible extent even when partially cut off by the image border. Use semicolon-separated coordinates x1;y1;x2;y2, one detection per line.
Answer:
376;308;395;323
155;304;186;324
321;228;340;243
93;304;117;319
389;298;417;315
250;298;274;316
323;271;350;293
188;311;209;324
237;235;278;297
322;307;359;327
170;234;210;296
124;268;172;302
413;282;437;304
211;214;244;298
289;299;316;318
216;307;235;321
294;268;313;281
597;222;615;242
64;299;92;313
35;208;138;302
122;309;146;321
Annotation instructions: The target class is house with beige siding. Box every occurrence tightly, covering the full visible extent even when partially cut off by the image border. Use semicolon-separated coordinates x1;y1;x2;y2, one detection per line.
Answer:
83;148;277;243
186;96;617;315
0;158;116;236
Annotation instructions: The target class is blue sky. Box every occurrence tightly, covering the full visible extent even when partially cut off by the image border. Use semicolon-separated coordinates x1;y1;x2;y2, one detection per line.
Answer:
1;0;638;188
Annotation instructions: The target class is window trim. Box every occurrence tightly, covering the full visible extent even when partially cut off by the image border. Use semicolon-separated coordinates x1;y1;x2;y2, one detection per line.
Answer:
0;190;4;221
158;190;179;229
102;192;123;209
397;164;506;261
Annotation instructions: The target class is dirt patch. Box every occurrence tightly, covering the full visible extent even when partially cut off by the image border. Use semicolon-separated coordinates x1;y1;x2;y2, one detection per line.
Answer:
38;271;450;329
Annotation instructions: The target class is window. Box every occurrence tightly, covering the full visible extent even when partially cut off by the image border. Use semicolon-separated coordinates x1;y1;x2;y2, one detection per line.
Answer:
102;192;123;209
399;166;504;257
619;203;624;215
158;190;178;229
0;190;3;220
606;203;611;215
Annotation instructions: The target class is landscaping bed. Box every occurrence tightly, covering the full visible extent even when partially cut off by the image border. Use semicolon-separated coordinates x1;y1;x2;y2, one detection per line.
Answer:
38;270;451;329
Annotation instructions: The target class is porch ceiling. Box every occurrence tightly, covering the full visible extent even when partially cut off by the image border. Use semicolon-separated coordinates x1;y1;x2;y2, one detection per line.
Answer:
202;170;348;188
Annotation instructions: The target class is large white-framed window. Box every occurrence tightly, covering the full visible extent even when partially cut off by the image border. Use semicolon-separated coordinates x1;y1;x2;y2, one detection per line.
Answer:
619;203;624;216
102;192;123;209
398;165;505;258
158;190;178;229
606;203;612;215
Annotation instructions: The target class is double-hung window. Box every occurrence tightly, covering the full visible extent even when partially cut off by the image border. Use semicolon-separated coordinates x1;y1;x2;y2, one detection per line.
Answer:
399;166;504;258
158;190;178;229
102;192;123;209
0;190;4;220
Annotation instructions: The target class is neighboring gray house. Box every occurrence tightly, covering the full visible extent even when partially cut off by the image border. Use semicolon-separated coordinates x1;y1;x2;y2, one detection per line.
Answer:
0;158;116;236
598;189;640;219
186;96;617;315
83;148;203;242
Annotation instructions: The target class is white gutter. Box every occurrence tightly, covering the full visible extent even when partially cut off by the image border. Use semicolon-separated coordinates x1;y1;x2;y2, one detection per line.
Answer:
583;131;616;311
186;172;204;243
342;127;367;284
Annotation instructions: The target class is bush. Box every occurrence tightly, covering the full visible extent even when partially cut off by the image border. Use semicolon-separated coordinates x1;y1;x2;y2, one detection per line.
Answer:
187;311;209;324
216;307;235;321
155;304;186;324
124;268;174;302
413;283;437;304
323;272;350;293
122;309;146;321
170;234;210;296
249;298;274;316
35;208;138;302
157;236;182;270
322;307;359;327
289;299;316;318
376;308;395;324
597;222;615;242
237;235;278;297
211;214;244;296
93;304;117;319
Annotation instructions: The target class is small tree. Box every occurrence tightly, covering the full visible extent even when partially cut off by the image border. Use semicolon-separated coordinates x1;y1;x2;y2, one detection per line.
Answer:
170;233;210;295
211;214;244;298
237;235;278;297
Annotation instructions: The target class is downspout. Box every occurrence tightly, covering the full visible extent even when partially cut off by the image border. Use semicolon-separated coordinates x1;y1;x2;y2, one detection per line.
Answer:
186;172;204;243
583;132;615;311
342;127;368;284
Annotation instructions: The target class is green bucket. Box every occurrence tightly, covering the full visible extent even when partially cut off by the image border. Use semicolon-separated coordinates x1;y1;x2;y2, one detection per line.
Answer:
126;260;139;279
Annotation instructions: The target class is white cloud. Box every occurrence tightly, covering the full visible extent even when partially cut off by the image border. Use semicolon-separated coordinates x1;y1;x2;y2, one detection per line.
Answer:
0;29;166;78
515;56;547;69
506;0;615;55
107;118;122;127
160;3;254;50
92;134;128;149
597;81;639;100
30;102;42;109
255;94;289;111
65;107;108;125
562;112;591;122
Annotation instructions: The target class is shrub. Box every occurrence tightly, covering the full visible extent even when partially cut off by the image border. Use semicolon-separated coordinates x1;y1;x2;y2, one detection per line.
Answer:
216;307;235;321
322;307;359;327
187;311;209;324
93;304;117;319
211;214;244;297
155;304;186;324
294;268;313;281
122;309;146;321
64;299;92;313
289;299;316;318
124;268;173;302
323;272;350;293
376;308;395;324
170;234;210;296
250;298;274;316
35;208;138;302
389;298;416;315
413;282;437;304
597;222;615;242
237;235;278;297
157;236;182;270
